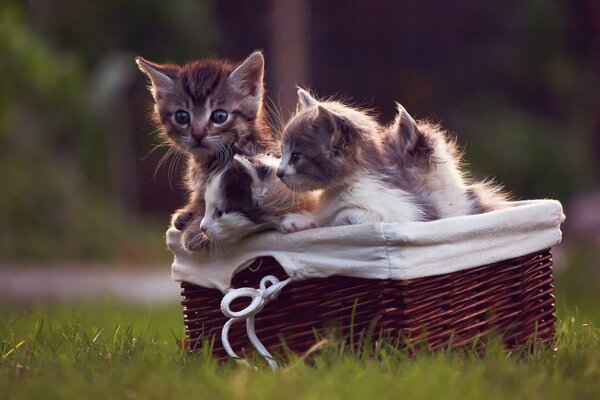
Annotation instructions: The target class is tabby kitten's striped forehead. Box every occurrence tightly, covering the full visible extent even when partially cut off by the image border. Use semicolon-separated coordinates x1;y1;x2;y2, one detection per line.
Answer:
136;52;269;161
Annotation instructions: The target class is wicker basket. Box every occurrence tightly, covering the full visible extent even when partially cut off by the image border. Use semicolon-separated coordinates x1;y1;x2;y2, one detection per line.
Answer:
180;249;555;357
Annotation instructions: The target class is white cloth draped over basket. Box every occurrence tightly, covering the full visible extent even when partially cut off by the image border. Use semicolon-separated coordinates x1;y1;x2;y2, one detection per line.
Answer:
168;200;565;293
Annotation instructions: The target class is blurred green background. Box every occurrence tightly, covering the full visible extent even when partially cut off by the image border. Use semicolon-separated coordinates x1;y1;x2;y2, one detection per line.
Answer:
1;2;599;397
1;0;598;264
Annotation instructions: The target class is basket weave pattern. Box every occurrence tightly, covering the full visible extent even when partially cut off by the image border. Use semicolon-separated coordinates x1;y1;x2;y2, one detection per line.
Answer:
180;249;555;356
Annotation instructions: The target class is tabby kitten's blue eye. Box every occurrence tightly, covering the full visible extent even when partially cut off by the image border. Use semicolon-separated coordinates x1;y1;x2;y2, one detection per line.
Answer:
210;110;228;124
291;152;302;164
174;110;190;125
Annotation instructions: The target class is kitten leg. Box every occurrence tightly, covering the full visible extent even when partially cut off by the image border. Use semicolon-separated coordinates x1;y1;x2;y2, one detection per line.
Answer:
279;211;318;233
172;196;206;230
181;215;209;251
331;208;378;226
171;209;195;230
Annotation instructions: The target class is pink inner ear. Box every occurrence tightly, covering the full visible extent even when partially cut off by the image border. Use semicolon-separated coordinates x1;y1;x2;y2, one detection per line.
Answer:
315;106;337;134
137;59;179;81
231;75;261;97
230;54;264;97
297;88;317;109
243;82;258;97
137;60;179;101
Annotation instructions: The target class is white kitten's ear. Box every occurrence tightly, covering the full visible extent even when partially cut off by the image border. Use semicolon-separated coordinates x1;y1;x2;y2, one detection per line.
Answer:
390;103;435;162
232;154;265;198
229;51;264;100
135;57;177;101
297;87;318;110
392;103;425;154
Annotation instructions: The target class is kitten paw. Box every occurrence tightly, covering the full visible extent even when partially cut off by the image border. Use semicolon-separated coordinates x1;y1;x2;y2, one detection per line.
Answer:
173;211;195;231
182;231;208;252
279;213;318;233
181;219;209;251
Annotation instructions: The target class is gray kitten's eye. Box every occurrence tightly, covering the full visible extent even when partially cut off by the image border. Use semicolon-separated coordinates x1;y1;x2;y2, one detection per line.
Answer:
210;110;228;124
174;110;190;125
215;208;224;218
291;152;302;165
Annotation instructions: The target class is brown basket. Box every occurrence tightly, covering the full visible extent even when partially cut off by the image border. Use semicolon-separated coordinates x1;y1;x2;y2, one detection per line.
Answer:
180;249;555;357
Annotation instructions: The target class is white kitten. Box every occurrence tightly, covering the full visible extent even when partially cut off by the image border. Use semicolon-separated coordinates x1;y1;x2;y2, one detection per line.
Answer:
196;153;319;244
385;103;508;217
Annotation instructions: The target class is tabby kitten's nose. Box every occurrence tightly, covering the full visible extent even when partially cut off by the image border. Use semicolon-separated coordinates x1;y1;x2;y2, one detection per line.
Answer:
191;133;205;146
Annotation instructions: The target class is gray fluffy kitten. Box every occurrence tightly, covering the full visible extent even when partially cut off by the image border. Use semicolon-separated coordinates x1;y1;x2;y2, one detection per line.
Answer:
276;89;438;231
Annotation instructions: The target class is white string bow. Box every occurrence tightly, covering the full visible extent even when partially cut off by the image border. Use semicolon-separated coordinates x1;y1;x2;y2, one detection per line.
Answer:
220;275;291;369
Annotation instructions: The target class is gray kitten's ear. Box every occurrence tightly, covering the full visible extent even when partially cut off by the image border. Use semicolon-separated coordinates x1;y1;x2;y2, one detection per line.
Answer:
229;51;264;99
392;103;421;153
315;105;350;153
232;155;264;197
136;57;177;101
315;105;337;133
297;87;318;110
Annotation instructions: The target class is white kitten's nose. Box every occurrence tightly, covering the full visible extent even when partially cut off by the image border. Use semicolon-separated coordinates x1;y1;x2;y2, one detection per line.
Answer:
200;225;208;234
276;168;285;179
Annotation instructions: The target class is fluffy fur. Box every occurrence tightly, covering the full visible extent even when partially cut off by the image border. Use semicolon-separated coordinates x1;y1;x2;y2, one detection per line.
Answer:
187;154;318;247
136;51;277;250
384;104;509;217
277;89;437;230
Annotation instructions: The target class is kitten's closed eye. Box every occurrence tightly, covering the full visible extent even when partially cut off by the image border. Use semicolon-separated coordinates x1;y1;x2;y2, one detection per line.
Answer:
210;110;228;124
174;110;190;125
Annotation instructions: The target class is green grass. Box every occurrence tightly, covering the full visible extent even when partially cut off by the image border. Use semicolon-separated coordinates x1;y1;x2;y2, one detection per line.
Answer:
1;256;599;399
1;301;598;400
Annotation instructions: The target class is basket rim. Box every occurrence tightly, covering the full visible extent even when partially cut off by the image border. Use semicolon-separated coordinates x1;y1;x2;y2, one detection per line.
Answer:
170;200;563;292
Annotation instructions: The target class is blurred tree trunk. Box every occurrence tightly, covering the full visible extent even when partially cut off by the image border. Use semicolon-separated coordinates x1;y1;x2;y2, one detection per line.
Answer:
107;104;139;211
271;0;309;118
91;53;140;212
566;0;600;180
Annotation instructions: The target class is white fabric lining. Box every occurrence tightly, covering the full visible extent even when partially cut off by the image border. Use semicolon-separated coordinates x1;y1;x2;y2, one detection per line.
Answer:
168;200;564;293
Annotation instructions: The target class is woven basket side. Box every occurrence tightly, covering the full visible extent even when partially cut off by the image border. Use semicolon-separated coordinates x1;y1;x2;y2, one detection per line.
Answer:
180;250;555;357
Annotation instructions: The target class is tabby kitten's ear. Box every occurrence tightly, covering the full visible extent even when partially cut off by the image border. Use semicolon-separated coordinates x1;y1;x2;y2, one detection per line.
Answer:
228;51;264;111
135;57;178;101
297;87;318;110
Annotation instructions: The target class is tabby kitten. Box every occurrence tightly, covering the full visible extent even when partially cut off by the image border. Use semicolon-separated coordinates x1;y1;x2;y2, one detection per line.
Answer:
192;154;318;246
385;104;508;216
136;51;275;250
276;89;437;230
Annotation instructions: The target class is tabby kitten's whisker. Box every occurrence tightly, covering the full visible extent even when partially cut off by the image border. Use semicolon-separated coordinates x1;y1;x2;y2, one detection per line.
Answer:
153;147;176;182
167;152;184;190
